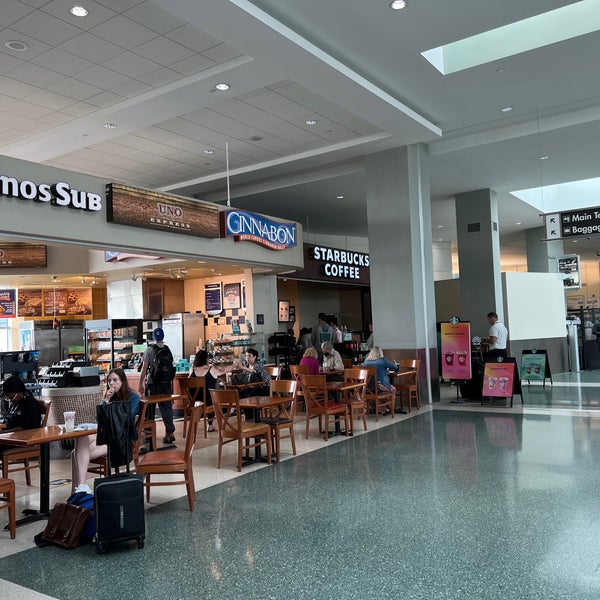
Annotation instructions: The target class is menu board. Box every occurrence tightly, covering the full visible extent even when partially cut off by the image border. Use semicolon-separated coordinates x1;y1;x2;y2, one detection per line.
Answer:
43;289;68;316
440;321;471;380
66;288;93;315
18;289;43;317
482;362;514;398
0;289;16;318
205;283;222;316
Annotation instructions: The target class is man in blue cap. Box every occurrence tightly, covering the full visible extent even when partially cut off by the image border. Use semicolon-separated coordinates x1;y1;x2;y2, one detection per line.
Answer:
138;327;176;445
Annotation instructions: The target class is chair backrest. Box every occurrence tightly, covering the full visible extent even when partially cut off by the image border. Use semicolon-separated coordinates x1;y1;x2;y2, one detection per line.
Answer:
363;366;393;399
39;399;51;426
398;359;420;386
301;374;328;410
183;402;203;461
264;366;281;380
290;364;309;380
344;368;368;402
133;398;148;463
270;379;298;418
179;377;206;405
210;388;242;438
342;358;353;369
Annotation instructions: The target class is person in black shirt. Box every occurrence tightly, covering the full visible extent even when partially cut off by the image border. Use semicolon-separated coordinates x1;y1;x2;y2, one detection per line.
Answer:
0;376;42;451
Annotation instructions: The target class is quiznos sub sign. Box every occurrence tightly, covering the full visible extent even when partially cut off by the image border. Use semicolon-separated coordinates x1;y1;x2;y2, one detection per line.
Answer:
312;245;369;279
221;210;297;250
0;174;102;211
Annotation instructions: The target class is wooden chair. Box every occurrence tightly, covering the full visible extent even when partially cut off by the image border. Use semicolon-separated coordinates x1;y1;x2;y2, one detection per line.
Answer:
1;399;51;485
342;358;353;369
302;374;349;441
396;359;421;412
264;365;281;380
363;367;395;421
211;389;272;472
136;401;202;511
289;364;309;412
261;379;298;462
0;478;16;539
343;368;369;433
179;377;213;438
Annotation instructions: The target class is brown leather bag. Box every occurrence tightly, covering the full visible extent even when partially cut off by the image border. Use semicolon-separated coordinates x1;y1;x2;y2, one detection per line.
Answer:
39;502;92;549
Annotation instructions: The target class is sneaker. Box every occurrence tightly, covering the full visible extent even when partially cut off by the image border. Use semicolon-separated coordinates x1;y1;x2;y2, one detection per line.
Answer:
163;433;176;444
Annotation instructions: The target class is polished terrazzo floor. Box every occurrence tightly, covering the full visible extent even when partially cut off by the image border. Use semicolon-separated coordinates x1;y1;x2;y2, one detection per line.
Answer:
2;372;600;599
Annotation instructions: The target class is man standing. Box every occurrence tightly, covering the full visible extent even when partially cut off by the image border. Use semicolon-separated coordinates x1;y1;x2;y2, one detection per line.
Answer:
328;316;343;344
138;328;176;444
484;312;508;358
311;313;332;347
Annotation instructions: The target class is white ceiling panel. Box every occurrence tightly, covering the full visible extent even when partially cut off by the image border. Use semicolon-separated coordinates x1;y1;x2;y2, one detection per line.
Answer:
30;48;92;76
124;1;187;34
40;0;117;29
89;16;158;50
59;32;124;63
72;65;130;89
101;51;161;78
0;1;35;27
132;37;194;67
11;10;82;46
165;24;222;54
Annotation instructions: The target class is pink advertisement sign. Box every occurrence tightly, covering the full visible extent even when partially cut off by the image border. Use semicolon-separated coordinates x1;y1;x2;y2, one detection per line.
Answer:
441;322;471;380
482;362;514;398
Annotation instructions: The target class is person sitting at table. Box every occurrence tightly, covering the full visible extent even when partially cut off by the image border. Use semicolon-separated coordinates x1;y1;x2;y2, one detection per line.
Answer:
237;348;271;398
189;350;239;432
362;346;399;413
0;376;42;451
321;341;345;380
71;368;140;492
300;346;321;375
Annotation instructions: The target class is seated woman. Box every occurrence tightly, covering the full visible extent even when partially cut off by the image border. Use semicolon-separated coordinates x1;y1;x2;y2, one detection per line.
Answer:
0;376;42;451
71;368;140;491
362;346;399;412
299;346;320;375
237;348;271;397
189;350;239;432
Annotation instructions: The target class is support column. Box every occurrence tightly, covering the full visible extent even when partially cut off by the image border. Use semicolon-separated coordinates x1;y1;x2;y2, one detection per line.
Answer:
455;189;503;332
526;226;563;273
366;144;438;404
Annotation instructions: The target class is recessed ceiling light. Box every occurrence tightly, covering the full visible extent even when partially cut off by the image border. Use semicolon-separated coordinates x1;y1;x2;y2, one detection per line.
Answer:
104;122;118;129
516;222;522;225
437;239;444;242
539;155;550;160
70;6;88;17
500;106;513;112
215;83;230;91
336;195;344;199
203;149;214;155
305;119;318;125
437;225;444;228
390;0;407;9
4;40;28;52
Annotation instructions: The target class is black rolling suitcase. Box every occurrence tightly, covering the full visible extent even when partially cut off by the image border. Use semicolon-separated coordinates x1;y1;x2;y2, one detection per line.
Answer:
94;400;145;553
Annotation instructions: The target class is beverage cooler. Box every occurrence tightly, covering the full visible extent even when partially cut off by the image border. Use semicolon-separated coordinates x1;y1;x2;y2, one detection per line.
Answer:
19;320;85;365
160;313;204;362
85;319;143;375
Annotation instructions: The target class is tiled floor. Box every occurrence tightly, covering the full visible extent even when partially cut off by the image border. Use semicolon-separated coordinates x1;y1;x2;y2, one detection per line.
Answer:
2;373;600;599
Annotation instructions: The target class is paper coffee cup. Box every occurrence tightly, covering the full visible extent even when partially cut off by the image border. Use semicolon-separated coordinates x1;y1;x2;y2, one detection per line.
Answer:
63;411;76;431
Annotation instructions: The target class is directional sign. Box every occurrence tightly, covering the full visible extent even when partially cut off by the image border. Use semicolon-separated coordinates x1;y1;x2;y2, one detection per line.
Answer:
545;208;600;239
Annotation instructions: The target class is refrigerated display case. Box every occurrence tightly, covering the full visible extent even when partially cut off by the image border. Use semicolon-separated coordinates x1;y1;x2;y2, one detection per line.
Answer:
19;320;85;365
160;313;204;361
85;319;142;375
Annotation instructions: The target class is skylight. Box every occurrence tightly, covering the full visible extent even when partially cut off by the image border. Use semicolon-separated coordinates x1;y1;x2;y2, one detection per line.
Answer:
422;0;600;75
511;177;600;214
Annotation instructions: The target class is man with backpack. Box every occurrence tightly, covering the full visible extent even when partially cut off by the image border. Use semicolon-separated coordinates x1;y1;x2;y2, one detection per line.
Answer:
138;328;176;445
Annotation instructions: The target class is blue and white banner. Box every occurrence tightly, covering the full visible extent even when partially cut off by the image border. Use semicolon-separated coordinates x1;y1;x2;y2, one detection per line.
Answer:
221;210;296;250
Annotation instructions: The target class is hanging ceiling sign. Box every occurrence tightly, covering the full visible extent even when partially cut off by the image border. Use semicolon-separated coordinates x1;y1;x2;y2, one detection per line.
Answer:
545;209;600;239
106;183;219;238
0;243;46;268
220;210;297;250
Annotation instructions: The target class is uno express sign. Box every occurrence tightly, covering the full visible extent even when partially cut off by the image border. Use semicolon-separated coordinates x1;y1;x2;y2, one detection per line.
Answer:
0;174;102;210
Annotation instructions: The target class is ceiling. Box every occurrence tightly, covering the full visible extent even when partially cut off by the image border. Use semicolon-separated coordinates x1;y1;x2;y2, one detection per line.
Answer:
1;0;600;287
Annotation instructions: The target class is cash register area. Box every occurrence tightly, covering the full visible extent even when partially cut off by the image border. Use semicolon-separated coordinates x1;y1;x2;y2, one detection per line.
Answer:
2;371;600;600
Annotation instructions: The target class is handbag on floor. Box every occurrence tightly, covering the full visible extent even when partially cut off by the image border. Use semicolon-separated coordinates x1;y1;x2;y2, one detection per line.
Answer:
34;502;92;549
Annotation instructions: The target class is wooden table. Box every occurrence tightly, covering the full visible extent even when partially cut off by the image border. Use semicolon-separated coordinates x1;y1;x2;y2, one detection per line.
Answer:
0;425;97;526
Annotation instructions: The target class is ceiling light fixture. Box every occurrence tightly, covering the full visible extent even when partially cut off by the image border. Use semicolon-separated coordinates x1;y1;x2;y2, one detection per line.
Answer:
5;40;28;52
215;83;230;91
437;225;444;228
336;195;344;199
390;0;407;9
104;122;118;129
539;155;550;160
203;149;214;155
516;222;522;225
70;6;88;17
305;119;318;125
500;106;513;112
80;276;86;285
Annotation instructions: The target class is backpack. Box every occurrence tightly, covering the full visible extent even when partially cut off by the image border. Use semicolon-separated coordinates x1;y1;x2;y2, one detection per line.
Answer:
147;344;175;384
67;491;96;541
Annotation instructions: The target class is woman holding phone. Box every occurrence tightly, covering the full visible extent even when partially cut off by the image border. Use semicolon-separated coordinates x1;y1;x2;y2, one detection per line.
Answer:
71;368;140;492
